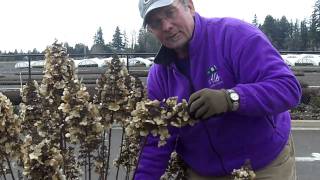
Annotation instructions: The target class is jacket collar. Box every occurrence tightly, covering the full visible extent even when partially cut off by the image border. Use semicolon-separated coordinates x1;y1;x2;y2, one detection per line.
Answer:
154;12;203;65
154;45;177;65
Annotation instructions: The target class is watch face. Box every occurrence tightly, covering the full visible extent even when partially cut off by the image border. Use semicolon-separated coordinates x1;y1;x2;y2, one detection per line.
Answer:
230;93;239;101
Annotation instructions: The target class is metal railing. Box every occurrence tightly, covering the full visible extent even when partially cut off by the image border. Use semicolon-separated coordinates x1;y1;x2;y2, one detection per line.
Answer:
1;51;320;57
280;51;320;54
0;53;158;104
0;52;157;71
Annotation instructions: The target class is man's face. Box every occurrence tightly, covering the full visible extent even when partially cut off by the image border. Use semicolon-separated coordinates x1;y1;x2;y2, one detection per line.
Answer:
145;0;195;50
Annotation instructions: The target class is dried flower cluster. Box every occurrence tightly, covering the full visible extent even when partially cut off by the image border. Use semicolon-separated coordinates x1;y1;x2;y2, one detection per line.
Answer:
126;99;166;147
126;97;197;147
160;151;187;180
112;131;141;175
19;80;43;144
59;70;103;179
38;41;77;142
62;83;103;140
60;67;103;143
163;98;197;128
95;55;145;178
232;160;256;180
95;55;135;128
19;41;84;179
0;92;21;176
113;75;145;173
21;137;66;180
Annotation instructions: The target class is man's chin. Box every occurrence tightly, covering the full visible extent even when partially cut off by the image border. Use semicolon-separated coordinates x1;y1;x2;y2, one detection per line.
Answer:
164;41;186;50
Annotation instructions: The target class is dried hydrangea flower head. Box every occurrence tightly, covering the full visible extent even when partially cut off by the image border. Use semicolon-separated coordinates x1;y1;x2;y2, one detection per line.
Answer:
112;132;141;172
126;99;165;146
124;74;145;118
95;55;146;178
0;92;21;161
126;97;197;147
232;160;256;180
38;40;76;143
0;93;22;179
58;65;102;178
95;55;133;128
21;138;66;180
112;75;145;174
93;56;145;177
59;65;103;145
19;80;44;144
33;40;83;179
163;98;197;128
160;151;187;180
126;97;199;179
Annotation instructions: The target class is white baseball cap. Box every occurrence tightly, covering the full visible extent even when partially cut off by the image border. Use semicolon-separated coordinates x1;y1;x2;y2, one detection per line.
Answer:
138;0;175;26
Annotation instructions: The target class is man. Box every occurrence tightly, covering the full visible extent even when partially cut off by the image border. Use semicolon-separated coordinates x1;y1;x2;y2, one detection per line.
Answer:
135;0;301;179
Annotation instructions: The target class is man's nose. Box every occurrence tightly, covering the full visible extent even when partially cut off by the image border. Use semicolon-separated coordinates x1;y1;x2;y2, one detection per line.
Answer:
160;19;173;31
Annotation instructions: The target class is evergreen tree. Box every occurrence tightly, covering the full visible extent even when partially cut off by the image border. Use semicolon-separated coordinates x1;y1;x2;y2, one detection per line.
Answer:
135;27;160;53
63;43;74;54
91;27;111;54
94;27;105;46
309;0;320;50
300;20;309;50
112;26;125;52
252;14;259;27
287;20;302;51
278;16;290;50
32;48;39;59
136;28;147;53
261;15;279;48
74;43;89;55
145;31;161;52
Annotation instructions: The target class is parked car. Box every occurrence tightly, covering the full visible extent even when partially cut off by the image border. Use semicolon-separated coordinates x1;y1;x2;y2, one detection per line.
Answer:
31;60;45;68
77;58;99;68
128;57;153;68
14;61;29;69
281;54;300;66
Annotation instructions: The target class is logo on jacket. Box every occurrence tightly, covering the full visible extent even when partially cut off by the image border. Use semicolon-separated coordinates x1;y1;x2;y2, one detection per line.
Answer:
207;65;222;86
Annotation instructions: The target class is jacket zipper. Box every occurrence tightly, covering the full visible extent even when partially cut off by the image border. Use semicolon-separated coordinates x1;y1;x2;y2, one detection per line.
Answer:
172;64;228;174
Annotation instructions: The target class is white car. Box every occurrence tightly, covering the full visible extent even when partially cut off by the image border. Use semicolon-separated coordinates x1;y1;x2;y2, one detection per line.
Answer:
281;54;300;66
128;57;153;67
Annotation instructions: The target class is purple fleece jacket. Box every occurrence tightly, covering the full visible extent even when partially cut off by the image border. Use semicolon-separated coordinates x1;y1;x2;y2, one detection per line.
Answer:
134;13;301;179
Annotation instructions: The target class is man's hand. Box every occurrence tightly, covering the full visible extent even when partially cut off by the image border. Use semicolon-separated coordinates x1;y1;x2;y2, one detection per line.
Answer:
188;88;230;119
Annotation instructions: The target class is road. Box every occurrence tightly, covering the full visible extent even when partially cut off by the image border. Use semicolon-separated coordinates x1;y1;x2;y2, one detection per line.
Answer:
293;127;320;180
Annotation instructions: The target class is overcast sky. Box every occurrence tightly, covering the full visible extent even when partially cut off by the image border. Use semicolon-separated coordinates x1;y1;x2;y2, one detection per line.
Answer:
0;0;316;52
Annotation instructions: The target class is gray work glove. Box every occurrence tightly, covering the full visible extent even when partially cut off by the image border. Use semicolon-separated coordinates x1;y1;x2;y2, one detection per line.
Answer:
188;88;231;119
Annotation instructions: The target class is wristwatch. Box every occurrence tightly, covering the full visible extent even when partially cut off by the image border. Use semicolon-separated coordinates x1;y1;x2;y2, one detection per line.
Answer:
226;89;240;111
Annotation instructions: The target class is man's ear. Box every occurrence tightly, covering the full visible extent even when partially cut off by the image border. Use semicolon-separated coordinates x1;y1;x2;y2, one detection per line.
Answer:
146;26;153;33
188;0;195;15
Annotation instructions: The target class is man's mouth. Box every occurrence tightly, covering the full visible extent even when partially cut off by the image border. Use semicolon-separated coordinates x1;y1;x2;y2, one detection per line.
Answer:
168;32;180;41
